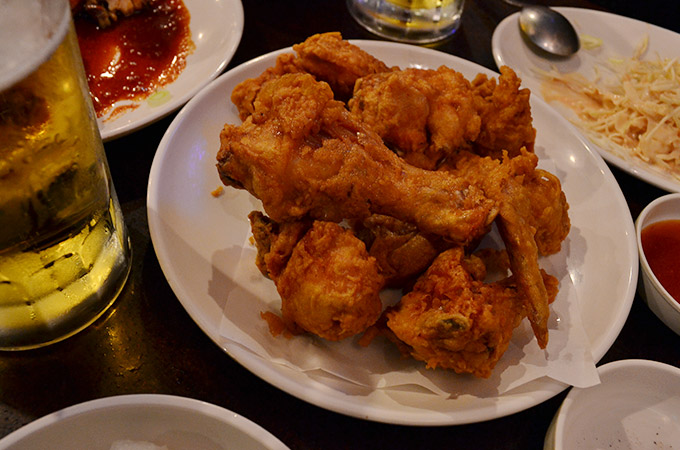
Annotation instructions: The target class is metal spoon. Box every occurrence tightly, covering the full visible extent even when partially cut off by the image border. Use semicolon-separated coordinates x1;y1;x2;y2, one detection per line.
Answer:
504;1;580;57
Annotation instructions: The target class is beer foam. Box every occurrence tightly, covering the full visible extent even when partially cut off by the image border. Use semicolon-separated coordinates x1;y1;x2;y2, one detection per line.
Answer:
0;0;69;91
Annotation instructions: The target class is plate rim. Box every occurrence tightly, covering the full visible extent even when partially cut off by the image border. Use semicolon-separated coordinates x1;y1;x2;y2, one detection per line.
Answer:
492;6;680;193
0;393;289;450
98;0;245;141
147;40;637;426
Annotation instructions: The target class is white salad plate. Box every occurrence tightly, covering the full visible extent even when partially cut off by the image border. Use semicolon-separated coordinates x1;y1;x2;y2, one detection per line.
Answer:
0;394;288;450
493;7;680;193
96;0;244;141
147;41;637;425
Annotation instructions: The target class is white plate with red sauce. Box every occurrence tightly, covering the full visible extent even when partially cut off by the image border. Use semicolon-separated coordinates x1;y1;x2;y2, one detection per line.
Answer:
148;41;638;425
75;0;244;141
492;8;680;193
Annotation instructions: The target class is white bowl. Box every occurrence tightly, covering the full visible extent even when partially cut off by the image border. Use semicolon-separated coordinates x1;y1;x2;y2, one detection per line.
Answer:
0;394;288;450
636;193;680;336
544;359;680;450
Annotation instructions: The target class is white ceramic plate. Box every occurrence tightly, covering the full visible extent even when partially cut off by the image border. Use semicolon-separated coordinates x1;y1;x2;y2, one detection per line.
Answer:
97;0;244;141
492;7;680;193
0;394;288;450
544;360;680;450
147;41;637;425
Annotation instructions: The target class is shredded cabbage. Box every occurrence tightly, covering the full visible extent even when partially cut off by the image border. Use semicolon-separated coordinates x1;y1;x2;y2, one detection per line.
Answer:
538;35;680;181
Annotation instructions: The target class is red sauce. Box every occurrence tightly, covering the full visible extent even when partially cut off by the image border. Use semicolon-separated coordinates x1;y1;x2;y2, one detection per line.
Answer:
641;219;680;302
74;0;194;118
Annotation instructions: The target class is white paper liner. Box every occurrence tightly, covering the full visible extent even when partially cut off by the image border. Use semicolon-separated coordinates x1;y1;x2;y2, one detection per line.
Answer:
217;228;600;398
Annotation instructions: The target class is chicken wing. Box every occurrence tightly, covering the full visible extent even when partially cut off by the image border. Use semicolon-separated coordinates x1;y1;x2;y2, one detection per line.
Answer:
217;73;498;246
445;149;569;348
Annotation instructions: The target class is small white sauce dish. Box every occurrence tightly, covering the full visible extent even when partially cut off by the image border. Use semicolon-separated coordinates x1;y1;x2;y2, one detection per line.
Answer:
544;359;680;449
635;193;680;336
0;394;289;450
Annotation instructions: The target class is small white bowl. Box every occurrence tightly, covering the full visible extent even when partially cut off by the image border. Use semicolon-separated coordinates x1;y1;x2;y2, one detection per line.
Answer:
0;394;289;450
544;359;680;450
636;193;680;336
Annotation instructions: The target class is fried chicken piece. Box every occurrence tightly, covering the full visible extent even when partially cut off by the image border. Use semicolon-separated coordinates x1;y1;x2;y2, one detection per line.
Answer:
471;66;536;159
231;32;391;120
217;73;498;246
351;214;452;288
445;149;569;348
385;247;558;378
521;168;571;256
348;66;534;169
277;221;385;341
248;211;311;279
231;53;306;121
75;0;150;28
249;213;384;340
349;66;482;170
447;150;570;256
292;32;392;101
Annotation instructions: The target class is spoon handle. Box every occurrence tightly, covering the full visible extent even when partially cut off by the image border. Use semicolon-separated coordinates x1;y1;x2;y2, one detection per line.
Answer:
502;0;527;8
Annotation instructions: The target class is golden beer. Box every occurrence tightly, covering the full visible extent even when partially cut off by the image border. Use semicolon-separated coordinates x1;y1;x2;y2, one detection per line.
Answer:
0;0;131;350
347;0;465;43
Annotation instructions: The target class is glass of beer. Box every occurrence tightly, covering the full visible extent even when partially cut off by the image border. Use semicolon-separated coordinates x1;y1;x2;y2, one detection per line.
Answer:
0;0;132;350
347;0;466;44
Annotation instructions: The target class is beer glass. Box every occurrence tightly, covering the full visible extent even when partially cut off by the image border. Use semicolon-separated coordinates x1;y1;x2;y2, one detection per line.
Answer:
0;0;131;350
347;0;466;44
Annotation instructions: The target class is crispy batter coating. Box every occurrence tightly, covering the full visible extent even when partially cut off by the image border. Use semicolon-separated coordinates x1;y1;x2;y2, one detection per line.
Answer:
471;66;536;159
276;221;384;341
445;149;569;347
231;53;305;121
385;247;558;378
348;65;534;169
248;211;311;280
349;67;481;169
351;214;452;288
292;32;391;101
231;32;391;120
218;73;498;246
522;168;571;256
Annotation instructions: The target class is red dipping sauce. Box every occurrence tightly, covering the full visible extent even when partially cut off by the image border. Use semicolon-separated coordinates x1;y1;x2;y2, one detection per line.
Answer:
74;0;194;118
641;219;680;302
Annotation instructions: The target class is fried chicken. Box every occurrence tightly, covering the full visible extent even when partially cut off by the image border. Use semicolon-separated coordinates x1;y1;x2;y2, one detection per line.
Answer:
348;65;534;169
292;32;392;101
250;214;384;341
231;32;391;120
385;247;558;378
471;66;536;159
217;34;571;375
349;66;481;170
217;73;498;246
248;211;311;280
73;0;150;28
444;149;569;348
351;214;453;288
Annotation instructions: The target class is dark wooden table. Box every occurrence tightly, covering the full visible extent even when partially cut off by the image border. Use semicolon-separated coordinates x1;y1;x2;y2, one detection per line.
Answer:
2;1;679;448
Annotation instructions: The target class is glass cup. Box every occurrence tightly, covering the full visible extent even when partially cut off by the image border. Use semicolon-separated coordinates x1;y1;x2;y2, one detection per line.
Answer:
347;0;466;44
0;0;132;350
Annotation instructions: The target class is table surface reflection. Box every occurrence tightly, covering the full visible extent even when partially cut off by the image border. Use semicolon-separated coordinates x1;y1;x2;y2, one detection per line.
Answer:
2;1;679;449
